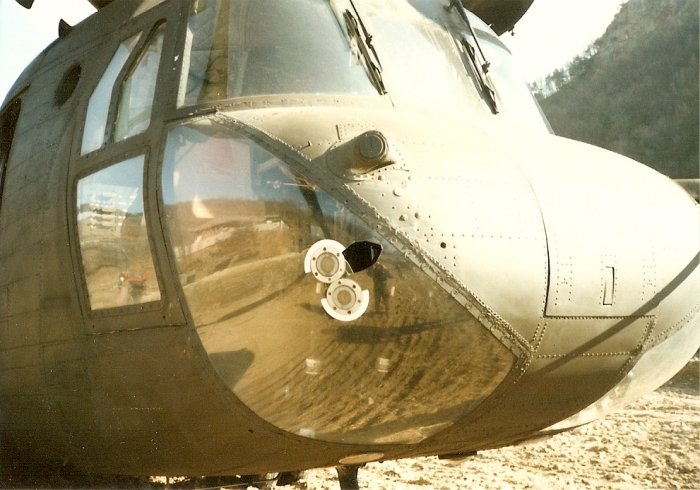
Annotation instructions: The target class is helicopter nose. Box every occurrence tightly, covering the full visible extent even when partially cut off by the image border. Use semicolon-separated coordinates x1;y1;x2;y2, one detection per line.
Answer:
515;135;700;430
364;126;699;361
518;135;699;323
386;130;699;437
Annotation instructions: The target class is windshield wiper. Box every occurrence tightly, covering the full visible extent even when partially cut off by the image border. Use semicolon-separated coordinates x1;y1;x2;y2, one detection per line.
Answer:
344;0;387;95
447;0;498;114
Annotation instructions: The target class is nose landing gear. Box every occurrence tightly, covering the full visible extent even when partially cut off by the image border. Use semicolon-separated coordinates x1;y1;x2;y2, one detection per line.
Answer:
336;465;361;490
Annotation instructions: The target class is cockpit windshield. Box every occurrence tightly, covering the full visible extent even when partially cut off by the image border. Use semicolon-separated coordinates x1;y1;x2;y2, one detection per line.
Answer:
178;0;550;132
178;0;379;105
465;24;551;132
363;8;488;116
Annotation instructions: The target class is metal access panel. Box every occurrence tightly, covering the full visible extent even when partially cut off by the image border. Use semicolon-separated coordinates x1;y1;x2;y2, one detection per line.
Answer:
515;134;698;318
544;230;650;317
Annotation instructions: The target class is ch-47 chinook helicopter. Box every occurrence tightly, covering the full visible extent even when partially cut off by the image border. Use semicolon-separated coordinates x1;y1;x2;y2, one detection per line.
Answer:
1;0;699;488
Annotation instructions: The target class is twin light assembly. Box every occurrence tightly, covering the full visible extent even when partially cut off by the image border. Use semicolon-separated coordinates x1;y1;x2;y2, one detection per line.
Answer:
304;239;382;321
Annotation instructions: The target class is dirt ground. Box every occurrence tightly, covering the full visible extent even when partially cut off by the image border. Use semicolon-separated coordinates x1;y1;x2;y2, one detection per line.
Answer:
298;360;700;490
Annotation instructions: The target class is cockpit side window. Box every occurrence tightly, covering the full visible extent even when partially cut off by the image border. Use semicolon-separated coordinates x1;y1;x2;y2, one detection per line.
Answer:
81;34;142;155
72;8;180;325
114;22;167;141
0;98;21;208
76;155;161;310
81;21;167;154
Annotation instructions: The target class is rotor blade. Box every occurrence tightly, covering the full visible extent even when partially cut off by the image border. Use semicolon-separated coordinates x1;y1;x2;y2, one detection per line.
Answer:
15;0;35;9
58;19;73;38
675;179;700;202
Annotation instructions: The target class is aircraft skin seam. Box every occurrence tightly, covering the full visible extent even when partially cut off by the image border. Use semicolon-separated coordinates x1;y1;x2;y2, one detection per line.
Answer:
529;320;546;347
535;352;633;359
542;315;655;320
647;301;700;345
615;356;638;379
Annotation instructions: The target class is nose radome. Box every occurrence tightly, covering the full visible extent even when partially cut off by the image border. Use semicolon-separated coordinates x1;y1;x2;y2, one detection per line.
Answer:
516;133;700;325
516;135;700;431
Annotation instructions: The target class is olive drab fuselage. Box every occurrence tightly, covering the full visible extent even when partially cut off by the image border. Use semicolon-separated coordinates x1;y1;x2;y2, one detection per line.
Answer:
0;0;698;478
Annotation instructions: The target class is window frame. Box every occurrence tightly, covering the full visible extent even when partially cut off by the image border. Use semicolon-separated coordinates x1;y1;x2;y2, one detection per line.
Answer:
69;1;189;331
110;20;168;144
168;0;393;117
80;32;143;156
75;152;163;313
72;147;167;319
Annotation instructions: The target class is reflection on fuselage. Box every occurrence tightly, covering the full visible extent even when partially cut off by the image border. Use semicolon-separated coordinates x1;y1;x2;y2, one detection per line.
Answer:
161;122;515;444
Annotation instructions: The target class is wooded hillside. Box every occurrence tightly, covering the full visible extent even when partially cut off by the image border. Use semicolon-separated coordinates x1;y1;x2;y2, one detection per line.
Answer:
532;0;699;178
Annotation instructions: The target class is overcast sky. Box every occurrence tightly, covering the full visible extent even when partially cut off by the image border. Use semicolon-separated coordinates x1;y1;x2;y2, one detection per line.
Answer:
0;0;627;105
501;0;628;82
